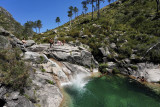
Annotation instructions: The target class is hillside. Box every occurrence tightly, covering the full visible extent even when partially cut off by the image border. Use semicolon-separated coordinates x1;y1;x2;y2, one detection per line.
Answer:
34;0;160;63
0;7;24;38
1;1;160;106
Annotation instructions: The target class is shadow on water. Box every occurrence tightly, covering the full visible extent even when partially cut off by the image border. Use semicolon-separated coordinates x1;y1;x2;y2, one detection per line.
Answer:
125;77;160;102
63;75;160;107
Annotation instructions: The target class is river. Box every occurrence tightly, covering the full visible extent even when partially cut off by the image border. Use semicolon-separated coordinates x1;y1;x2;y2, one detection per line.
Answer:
62;75;160;107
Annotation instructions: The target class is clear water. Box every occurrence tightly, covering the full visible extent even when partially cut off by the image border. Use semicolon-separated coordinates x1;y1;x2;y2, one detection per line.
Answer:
63;76;160;107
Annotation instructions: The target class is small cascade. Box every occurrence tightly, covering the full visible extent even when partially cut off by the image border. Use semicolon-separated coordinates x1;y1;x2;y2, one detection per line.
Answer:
71;73;91;90
43;54;60;68
43;54;55;65
61;72;91;92
43;54;92;91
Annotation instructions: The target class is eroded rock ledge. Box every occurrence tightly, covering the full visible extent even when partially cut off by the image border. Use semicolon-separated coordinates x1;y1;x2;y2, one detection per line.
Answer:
0;27;98;107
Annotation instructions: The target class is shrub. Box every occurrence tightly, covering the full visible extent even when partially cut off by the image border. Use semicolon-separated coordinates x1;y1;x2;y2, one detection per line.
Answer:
130;65;138;71
0;48;30;92
68;29;79;38
40;66;46;72
112;68;120;74
59;32;66;37
99;63;108;73
46;80;54;85
39;56;45;64
65;37;75;43
130;16;145;29
118;45;132;57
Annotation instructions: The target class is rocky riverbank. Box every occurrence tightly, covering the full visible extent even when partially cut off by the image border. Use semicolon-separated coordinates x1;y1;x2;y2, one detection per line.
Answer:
98;46;160;83
1;27;160;107
0;27;98;107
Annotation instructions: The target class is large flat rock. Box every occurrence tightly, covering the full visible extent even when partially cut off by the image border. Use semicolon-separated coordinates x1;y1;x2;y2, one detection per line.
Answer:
47;44;99;68
146;69;160;82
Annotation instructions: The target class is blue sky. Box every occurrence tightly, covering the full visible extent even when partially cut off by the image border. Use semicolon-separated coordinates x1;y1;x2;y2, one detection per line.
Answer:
0;0;111;32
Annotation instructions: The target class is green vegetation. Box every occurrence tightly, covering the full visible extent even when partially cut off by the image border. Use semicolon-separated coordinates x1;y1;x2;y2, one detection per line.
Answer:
37;20;42;33
0;47;30;92
99;63;108;73
0;7;44;39
56;17;61;27
0;7;24;38
40;66;46;72
46;80;55;85
23;21;34;38
33;0;160;63
39;56;45;64
130;65;138;71
68;6;74;27
112;68;120;74
82;1;88;15
73;7;79;18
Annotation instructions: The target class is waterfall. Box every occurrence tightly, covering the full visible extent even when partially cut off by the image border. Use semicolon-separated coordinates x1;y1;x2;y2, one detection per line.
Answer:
61;72;91;92
43;54;92;90
43;54;59;67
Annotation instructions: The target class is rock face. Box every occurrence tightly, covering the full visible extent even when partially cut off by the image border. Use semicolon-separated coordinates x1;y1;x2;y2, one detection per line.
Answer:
29;67;63;107
98;47;111;62
0;7;24;35
27;44;49;52
119;62;160;83
47;44;99;68
136;63;160;83
99;47;110;57
0;27;35;52
0;27;97;107
0;28;63;107
23;52;48;64
0;85;35;107
0;35;10;49
25;40;35;47
0;27;10;36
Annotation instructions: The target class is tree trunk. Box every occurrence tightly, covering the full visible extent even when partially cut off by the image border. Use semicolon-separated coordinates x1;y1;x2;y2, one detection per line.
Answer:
35;28;37;33
97;0;100;19
156;0;159;12
39;28;40;33
92;0;94;20
96;0;98;11
70;18;71;27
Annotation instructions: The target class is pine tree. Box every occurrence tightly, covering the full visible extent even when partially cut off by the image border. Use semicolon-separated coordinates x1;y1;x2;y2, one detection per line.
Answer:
156;0;159;12
73;7;79;18
33;21;37;33
81;1;88;15
68;10;73;27
37;20;42;33
56;17;60;27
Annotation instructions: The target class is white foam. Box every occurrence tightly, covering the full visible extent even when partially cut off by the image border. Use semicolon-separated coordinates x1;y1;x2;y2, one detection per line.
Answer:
93;68;99;73
61;72;91;93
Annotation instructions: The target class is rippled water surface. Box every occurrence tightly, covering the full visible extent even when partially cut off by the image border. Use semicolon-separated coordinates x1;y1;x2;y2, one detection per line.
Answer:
63;76;160;107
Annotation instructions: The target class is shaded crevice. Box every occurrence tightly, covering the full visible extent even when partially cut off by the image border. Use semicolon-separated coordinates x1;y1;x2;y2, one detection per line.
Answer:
0;99;6;107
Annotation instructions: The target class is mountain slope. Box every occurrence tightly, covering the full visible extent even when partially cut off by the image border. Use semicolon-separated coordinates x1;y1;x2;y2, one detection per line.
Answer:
34;0;160;63
0;7;24;38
